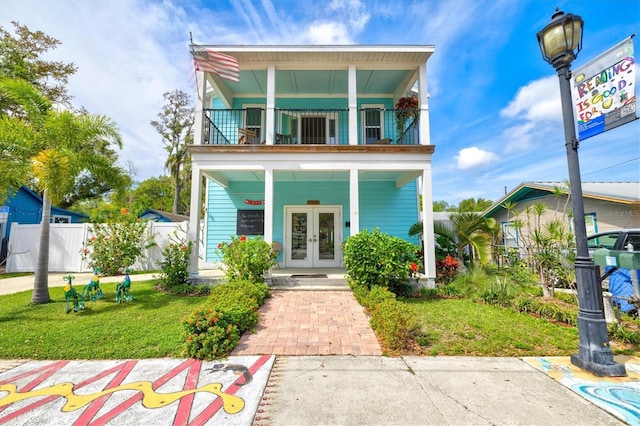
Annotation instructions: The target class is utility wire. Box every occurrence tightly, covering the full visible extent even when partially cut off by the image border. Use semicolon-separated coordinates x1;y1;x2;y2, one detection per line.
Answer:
582;156;640;177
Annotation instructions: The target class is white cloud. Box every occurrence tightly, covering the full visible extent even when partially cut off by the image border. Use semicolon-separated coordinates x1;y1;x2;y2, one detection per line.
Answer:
303;0;369;44
305;22;353;44
455;147;499;170
498;76;565;153
500;76;561;122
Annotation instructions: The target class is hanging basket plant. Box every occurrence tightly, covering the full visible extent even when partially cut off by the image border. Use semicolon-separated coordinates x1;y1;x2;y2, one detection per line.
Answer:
395;96;419;135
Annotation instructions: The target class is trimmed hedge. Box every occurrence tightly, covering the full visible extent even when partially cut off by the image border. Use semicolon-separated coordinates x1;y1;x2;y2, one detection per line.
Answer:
181;279;271;360
353;283;420;351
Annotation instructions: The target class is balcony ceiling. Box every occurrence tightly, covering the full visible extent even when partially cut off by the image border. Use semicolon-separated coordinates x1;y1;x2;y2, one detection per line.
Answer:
228;69;413;95
195;45;434;97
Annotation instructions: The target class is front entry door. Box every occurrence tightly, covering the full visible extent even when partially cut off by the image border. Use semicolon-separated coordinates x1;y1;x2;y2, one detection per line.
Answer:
285;206;342;267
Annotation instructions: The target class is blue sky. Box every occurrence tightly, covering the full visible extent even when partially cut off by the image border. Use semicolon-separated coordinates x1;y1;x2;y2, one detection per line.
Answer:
1;0;638;205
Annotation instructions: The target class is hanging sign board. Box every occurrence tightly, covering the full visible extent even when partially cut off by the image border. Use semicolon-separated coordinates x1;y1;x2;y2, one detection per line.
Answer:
237;209;264;235
572;36;637;140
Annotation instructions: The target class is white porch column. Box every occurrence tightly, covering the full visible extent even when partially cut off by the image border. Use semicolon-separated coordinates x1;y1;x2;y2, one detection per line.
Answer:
349;169;360;235
265;65;276;145
418;63;431;146
264;168;274;242
193;71;207;145
187;71;207;275
421;166;436;285
188;163;203;275
348;65;358;145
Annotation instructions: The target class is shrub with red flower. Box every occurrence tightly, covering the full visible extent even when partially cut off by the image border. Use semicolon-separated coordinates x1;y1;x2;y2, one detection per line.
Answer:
435;255;459;285
159;229;193;288
216;235;278;282
80;205;152;275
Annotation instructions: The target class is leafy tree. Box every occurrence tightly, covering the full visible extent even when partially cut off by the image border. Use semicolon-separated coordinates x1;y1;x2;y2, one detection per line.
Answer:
0;22;77;109
150;90;194;215
457;197;493;212
433;200;453;212
130;176;178;214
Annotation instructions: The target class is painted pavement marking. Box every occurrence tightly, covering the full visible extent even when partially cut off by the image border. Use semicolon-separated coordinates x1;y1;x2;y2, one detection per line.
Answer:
0;355;274;425
524;356;640;425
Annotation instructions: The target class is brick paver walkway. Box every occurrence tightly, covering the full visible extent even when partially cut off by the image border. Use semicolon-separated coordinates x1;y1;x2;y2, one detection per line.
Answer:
232;290;382;356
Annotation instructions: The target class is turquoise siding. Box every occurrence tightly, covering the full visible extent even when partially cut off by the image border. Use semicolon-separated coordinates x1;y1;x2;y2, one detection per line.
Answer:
206;182;264;262
205;178;420;262
359;180;419;242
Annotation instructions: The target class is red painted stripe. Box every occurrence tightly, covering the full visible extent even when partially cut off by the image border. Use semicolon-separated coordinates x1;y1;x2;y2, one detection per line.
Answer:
0;361;69;388
72;360;138;425
89;358;198;426
0;361;69;421
188;355;272;426
173;360;202;425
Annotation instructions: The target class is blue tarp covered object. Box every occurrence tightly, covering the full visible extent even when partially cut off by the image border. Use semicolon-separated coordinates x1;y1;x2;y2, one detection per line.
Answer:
607;266;640;313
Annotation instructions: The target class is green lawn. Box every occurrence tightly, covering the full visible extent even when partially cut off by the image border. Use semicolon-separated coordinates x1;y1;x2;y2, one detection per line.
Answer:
0;278;631;360
0;280;206;359
407;297;580;357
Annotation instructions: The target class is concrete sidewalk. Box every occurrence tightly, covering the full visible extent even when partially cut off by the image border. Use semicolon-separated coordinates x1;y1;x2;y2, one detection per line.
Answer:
0;269;224;296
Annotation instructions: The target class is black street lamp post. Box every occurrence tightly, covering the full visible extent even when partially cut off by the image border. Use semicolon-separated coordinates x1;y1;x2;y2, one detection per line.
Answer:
536;8;626;377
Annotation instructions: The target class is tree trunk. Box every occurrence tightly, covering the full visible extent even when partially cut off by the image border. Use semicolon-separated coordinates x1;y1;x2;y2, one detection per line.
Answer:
31;190;51;304
539;269;553;298
172;172;180;215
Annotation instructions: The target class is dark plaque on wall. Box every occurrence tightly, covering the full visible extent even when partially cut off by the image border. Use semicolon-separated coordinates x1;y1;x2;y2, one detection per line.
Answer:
237;209;264;235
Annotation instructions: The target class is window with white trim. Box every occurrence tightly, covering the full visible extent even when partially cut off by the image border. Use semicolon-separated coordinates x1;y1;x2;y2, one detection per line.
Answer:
502;221;518;248
362;104;384;144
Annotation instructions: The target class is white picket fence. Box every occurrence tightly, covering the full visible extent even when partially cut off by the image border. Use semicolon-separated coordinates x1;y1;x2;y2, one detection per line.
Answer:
6;221;189;273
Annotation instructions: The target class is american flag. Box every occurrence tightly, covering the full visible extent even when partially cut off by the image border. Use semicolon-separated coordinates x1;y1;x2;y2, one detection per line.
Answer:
192;48;240;83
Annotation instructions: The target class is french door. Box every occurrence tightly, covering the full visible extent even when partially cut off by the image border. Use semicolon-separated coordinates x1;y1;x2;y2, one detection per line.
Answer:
285;206;342;267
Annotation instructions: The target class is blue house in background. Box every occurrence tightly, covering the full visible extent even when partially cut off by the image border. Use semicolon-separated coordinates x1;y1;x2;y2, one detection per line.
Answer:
0;186;86;262
186;45;438;284
138;209;189;222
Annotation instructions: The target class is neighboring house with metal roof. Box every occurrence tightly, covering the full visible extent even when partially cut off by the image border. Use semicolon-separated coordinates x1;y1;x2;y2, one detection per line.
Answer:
0;186;87;263
482;182;640;251
186;44;437;282
138;209;189;223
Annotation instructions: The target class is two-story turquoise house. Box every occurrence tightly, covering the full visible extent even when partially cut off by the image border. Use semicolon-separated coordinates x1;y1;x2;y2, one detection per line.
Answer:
187;44;437;284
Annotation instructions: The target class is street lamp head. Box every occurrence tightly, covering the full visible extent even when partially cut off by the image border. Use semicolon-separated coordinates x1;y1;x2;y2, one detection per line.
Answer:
537;8;583;70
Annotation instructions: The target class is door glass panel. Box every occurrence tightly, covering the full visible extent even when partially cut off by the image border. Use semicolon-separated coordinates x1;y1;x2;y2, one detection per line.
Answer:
318;212;335;260
292;213;308;260
301;117;325;144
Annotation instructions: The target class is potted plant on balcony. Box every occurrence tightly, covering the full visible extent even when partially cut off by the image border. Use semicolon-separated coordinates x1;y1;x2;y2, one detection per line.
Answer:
395;96;418;136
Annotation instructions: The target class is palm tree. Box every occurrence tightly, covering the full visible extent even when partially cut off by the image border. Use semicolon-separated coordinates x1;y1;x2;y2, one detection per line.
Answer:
30;111;124;303
409;212;497;267
448;212;497;265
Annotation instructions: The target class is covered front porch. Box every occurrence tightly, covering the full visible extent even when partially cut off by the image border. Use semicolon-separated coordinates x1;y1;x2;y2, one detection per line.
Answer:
187;144;436;282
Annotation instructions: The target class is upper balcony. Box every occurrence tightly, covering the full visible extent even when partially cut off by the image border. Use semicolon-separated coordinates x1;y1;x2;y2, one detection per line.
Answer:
204;107;420;146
